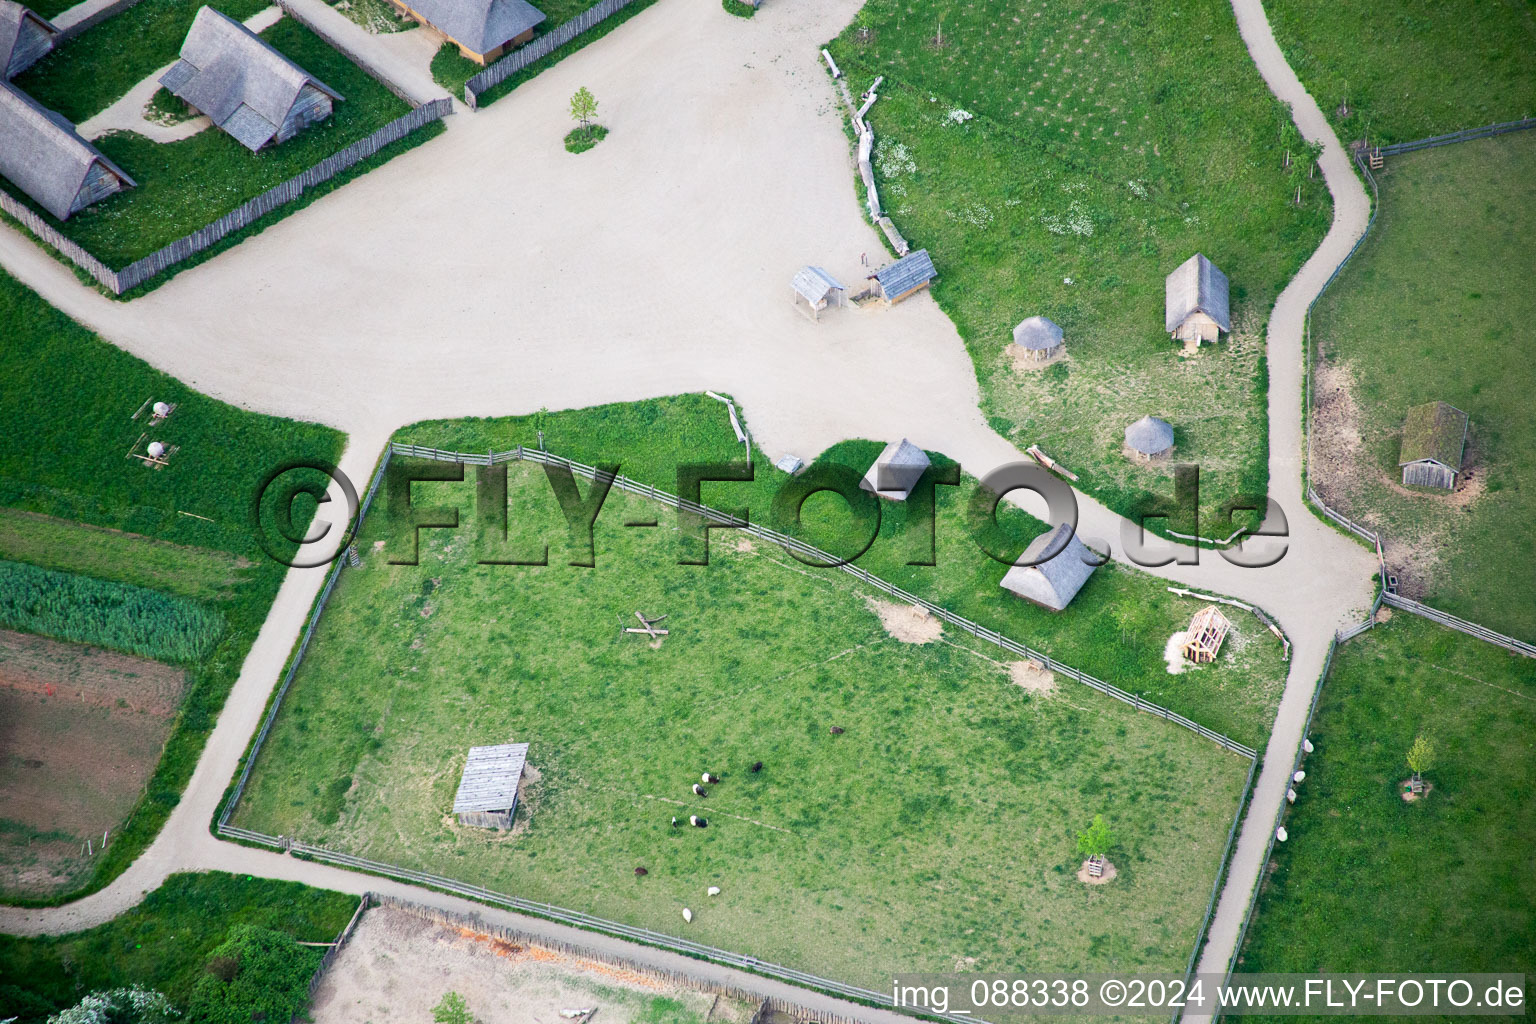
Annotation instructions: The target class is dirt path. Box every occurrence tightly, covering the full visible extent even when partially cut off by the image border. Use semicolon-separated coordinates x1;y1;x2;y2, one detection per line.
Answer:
0;0;1374;1014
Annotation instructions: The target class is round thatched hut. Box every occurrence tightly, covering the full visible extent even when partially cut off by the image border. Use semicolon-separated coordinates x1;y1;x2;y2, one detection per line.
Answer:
1124;415;1174;461
1012;316;1064;362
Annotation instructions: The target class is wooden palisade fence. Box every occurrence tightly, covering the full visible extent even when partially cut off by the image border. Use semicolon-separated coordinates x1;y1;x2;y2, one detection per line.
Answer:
464;0;639;108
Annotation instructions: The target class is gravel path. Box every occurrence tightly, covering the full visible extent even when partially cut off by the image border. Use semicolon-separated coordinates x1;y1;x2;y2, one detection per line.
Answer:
0;0;1373;1015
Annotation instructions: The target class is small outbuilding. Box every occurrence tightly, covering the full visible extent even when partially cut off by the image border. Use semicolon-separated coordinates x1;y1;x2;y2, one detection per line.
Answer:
1398;401;1468;491
452;741;529;830
1124;415;1174;461
999;521;1098;612
388;0;544;64
869;248;936;305
1181;605;1231;664
1165;253;1230;345
1012;315;1064;362
160;7;343;152
0;1;58;80
791;265;845;321
0;84;136;220
859;437;930;500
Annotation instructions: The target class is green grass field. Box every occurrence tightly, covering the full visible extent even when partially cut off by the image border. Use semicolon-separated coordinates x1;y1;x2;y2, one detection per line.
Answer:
1268;0;1536;145
233;458;1253;987
1238;615;1536;993
4;17;417;268
1307;131;1536;641
825;0;1330;540
0;269;342;902
0;872;357;1023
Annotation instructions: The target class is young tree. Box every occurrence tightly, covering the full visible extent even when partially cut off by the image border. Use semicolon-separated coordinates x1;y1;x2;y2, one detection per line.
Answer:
433;991;473;1024
569;87;598;131
47;987;178;1024
1076;813;1113;860
1406;735;1435;780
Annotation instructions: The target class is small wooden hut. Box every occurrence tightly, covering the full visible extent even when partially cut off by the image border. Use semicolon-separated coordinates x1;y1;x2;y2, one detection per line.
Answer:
1124;415;1174;462
1398;401;1467;491
869;249;936;305
1012;315;1064;362
999;522;1098;612
1;1;60;80
859;437;929;500
1181;605;1231;664
1165;253;1230;344
452;742;529;830
791;266;845;321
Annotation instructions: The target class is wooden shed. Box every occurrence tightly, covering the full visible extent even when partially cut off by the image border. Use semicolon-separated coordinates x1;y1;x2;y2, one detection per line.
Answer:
1;1;59;80
160;7;343;152
1181;605;1231;664
1398;401;1467;491
0;84;136;220
1165;253;1230;345
452;742;529;830
869;249;936;305
791;265;845;321
1124;415;1174;462
1012;315;1064;362
999;522;1098;612
859;437;930;501
387;0;544;64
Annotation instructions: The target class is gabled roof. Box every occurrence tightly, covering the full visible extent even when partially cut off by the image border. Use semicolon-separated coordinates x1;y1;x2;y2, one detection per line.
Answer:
872;248;936;297
1125;414;1174;455
1012;315;1063;350
452;742;529;813
999;522;1098;612
1398;401;1467;470
0;1;58;79
1164;252;1230;333
160;7;342;152
0;83;135;220
791;265;844;304
405;0;545;55
863;437;931;497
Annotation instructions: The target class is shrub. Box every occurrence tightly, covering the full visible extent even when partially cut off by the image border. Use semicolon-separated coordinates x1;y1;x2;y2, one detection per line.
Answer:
185;926;320;1024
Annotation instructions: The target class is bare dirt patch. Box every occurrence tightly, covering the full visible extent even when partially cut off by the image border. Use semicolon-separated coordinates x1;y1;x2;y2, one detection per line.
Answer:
1009;659;1057;695
1076;859;1117;885
0;629;186;714
311;906;757;1024
1400;779;1434;803
864;598;943;644
1007;346;1068;374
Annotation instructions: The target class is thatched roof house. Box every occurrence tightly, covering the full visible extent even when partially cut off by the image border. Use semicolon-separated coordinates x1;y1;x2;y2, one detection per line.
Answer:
859;438;930;501
1398;401;1467;491
791;265;845;321
0;84;135;219
160;7;342;152
1165;253;1230;344
1012;315;1064;361
1;1;57;79
1181;605;1231;664
999;522;1097;612
388;0;544;64
1124;415;1174;461
452;742;529;830
870;248;936;305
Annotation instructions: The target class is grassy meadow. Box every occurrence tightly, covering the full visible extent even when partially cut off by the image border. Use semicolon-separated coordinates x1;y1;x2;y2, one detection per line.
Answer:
824;0;1331;540
1267;0;1536;145
0;269;343;901
1238;615;1536;989
233;457;1253;987
1307;131;1536;641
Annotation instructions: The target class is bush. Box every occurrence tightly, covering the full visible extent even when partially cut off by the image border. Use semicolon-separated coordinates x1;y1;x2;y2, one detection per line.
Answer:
563;124;609;153
0;559;224;662
46;987;178;1024
185;926;320;1024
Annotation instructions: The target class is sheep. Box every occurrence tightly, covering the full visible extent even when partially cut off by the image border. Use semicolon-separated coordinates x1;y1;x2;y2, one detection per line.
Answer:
701;772;720;784
682;907;693;923
750;761;763;773
830;726;845;735
707;885;721;896
635;867;648;877
690;815;707;828
672;816;680;828
692;783;708;797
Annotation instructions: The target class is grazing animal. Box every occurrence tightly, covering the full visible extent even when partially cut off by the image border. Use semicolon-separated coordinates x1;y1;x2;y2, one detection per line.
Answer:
708;885;721;896
635;867;648;877
690;815;707;828
750;761;763;773
692;783;708;797
682;907;693;923
702;772;720;784
671;816;680;827
830;726;845;735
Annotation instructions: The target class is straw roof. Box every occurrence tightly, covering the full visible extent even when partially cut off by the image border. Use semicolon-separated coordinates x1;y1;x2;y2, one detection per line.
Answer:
404;0;544;55
1124;415;1174;456
1164;252;1230;333
998;522;1098;612
452;742;529;813
1398;401;1467;470
0;83;135;220
1012;315;1063;351
1;1;57;79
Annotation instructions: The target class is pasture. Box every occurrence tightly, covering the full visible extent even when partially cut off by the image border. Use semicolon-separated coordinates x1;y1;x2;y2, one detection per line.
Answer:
1239;615;1536;983
1307;131;1536;640
233;457;1254;988
825;0;1331;540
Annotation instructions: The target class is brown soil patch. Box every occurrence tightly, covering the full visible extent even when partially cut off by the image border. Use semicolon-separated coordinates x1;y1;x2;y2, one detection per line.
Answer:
1009;659;1057;695
1007;345;1067;373
1400;778;1434;803
0;629;185;714
311;906;755;1024
1309;359;1367;509
1375;606;1393;623
734;536;755;553
865;598;943;644
1076;858;1117;885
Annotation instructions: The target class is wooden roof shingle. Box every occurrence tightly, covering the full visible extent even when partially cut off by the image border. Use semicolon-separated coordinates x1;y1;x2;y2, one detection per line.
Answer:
0;83;135;220
452;742;529;814
872;248;936;298
792;265;844;305
1164;252;1230;333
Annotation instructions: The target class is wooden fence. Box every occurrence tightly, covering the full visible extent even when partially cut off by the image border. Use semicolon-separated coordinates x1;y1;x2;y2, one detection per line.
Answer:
3;100;451;295
464;0;638;109
295;893;370;1020
53;0;148;39
1376;116;1536;156
1380;592;1536;658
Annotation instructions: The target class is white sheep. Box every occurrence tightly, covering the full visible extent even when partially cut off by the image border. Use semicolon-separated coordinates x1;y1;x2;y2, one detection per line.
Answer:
682;907;693;923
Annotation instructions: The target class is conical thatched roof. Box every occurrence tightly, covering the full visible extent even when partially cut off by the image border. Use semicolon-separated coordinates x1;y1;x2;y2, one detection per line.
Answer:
1125;415;1174;455
1012;315;1063;351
